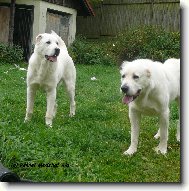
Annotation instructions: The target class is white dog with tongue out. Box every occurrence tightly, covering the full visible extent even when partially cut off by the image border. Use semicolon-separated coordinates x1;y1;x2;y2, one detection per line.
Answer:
120;58;180;155
25;31;76;127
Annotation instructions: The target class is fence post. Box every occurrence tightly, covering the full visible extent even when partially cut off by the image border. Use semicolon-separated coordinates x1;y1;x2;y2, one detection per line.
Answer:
99;1;103;37
151;0;154;24
8;0;16;45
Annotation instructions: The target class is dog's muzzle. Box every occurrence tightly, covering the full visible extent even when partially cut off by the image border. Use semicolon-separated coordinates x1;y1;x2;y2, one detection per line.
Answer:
121;85;129;94
121;86;141;105
45;48;60;62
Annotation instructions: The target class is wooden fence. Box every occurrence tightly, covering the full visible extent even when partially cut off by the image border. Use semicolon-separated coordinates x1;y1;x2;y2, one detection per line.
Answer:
77;0;180;38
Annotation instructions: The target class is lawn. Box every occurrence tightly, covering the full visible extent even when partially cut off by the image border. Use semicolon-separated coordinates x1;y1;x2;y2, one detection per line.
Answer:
0;63;180;182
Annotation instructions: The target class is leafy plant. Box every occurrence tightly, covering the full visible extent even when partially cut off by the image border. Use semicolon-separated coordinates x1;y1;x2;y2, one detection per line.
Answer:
70;26;180;66
0;43;24;64
69;36;115;66
112;26;180;62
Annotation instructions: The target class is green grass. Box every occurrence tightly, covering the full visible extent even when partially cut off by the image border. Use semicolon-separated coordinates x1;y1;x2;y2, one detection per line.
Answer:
0;63;180;182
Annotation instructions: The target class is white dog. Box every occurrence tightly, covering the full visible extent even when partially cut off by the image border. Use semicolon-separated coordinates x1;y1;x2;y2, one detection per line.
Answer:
25;31;76;127
120;58;180;155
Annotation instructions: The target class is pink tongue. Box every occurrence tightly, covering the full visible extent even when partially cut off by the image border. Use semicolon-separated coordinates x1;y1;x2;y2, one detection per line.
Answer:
48;56;57;62
122;96;134;104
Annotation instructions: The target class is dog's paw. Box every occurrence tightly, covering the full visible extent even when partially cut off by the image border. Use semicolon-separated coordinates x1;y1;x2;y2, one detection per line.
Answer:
123;147;137;156
176;132;180;142
24;113;32;123
69;112;75;117
47;124;52;128
154;134;160;139
24;117;29;123
176;135;180;142
46;122;52;128
45;118;53;128
24;118;29;123
154;132;160;139
154;146;167;155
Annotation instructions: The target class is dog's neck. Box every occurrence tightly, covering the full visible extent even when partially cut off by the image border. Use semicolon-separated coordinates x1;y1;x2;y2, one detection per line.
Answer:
134;81;155;107
35;56;57;83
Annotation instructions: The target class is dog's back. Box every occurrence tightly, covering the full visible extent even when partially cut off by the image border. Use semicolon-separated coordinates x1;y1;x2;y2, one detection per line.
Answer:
163;58;180;101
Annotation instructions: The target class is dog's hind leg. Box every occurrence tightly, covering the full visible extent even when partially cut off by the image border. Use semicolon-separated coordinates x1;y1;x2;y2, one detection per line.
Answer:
155;109;169;154
66;80;76;117
64;79;76;117
25;86;37;122
53;102;57;118
176;97;180;142
154;128;160;139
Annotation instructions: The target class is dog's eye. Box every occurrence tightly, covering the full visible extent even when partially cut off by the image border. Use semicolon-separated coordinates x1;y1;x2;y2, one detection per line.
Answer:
122;74;126;78
133;74;139;79
56;42;59;45
46;41;51;44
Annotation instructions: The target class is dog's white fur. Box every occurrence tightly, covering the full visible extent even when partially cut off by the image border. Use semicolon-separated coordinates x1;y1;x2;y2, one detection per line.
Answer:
25;31;76;127
120;58;180;155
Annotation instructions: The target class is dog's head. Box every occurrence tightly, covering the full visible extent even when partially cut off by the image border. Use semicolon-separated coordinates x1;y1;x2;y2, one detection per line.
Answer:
34;31;65;62
120;60;151;104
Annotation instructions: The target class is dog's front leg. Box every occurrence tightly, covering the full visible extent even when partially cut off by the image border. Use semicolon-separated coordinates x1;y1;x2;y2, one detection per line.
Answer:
25;86;36;122
46;88;56;127
155;109;169;154
124;107;141;155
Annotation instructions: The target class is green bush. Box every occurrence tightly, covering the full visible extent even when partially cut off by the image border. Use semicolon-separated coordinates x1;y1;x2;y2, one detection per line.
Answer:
0;43;24;64
112;26;180;62
69;36;116;66
70;26;180;65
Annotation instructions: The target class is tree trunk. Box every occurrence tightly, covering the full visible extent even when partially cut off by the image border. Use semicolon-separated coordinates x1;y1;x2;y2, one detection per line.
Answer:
8;0;16;45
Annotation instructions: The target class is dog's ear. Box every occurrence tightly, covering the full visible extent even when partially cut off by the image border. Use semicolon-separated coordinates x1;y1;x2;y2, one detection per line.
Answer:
36;34;43;44
51;30;67;50
146;69;151;78
120;61;129;71
51;30;59;37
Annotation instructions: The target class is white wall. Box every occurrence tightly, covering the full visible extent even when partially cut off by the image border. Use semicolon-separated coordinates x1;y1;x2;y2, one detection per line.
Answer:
1;0;77;45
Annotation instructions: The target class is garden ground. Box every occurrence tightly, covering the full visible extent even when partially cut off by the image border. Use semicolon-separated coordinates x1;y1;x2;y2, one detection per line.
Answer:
0;63;180;182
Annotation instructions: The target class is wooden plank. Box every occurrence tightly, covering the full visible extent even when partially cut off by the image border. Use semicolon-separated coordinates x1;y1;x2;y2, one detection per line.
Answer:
46;11;70;45
59;15;70;45
77;0;180;38
102;0;179;4
8;0;16;45
0;7;10;43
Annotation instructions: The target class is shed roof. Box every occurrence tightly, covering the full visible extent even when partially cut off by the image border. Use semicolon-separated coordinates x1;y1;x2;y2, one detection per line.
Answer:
42;0;95;16
80;0;95;16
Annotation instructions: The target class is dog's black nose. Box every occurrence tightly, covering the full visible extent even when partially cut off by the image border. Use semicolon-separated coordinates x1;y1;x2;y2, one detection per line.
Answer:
121;85;129;93
55;48;60;56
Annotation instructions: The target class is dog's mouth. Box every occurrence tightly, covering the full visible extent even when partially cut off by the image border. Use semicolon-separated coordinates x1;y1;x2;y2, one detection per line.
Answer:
122;89;141;105
45;54;58;62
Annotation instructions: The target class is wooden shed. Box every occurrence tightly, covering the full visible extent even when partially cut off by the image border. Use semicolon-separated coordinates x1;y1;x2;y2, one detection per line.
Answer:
0;0;94;60
77;0;180;38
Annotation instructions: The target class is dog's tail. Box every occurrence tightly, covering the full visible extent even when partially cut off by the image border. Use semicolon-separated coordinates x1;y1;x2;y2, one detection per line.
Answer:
164;58;180;66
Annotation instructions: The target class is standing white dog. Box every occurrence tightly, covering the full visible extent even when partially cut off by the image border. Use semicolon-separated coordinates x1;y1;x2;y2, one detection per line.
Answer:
120;58;180;155
25;31;76;127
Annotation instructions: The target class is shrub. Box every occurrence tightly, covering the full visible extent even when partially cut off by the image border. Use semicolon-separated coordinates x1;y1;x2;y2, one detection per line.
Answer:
69;36;116;66
112;26;180;62
0;43;24;64
70;26;180;65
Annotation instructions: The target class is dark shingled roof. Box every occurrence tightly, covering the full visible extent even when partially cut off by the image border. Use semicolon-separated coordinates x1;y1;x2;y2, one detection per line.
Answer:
42;0;95;16
81;0;95;16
